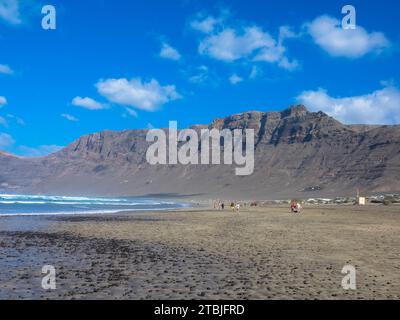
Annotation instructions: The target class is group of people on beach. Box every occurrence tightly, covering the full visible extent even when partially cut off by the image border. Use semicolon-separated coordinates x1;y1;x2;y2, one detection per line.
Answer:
213;199;301;214
213;200;240;212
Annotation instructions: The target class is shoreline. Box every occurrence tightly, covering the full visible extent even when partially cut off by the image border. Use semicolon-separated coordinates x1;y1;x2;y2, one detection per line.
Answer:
0;206;199;218
0;193;198;217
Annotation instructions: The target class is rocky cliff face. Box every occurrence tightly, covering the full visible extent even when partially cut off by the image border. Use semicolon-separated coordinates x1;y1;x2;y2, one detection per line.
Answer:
1;105;399;199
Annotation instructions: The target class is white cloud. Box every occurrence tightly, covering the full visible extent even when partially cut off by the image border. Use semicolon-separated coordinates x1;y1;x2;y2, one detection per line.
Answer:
277;57;299;71
306;15;390;58
0;132;14;149
160;42;181;61
72;96;107;110
190;15;221;34
96;77;181;112
61;113;79;122
278;25;298;42
125;107;138;118
17;145;63;158
198;25;298;70
0;0;21;25
0;64;13;75
296;85;400;124
229;74;243;85
0;96;7;107
0;114;25;127
0;0;22;24
249;65;261;79
6;114;24;125
199;27;271;62
188;65;213;84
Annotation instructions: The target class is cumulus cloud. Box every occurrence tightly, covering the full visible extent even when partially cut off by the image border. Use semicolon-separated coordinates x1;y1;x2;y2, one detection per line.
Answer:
0;64;13;75
0;132;14;149
199;27;270;62
190;15;221;34
229;74;243;85
96;77;181;112
306;15;390;58
17;145;63;158
72;96;107;110
198;24;298;71
296;85;400;124
61;113;79;122
0;0;21;25
160;42;181;61
0;96;7;107
278;25;298;42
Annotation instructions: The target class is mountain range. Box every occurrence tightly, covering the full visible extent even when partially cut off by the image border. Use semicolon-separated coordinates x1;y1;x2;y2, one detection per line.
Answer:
1;105;399;199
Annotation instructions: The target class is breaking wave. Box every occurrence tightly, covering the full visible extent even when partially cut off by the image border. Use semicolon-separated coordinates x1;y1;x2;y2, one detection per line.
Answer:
0;194;188;216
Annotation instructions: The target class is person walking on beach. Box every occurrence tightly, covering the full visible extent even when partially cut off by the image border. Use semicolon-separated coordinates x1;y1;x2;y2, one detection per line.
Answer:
291;200;297;213
235;203;240;212
290;200;301;214
221;203;225;210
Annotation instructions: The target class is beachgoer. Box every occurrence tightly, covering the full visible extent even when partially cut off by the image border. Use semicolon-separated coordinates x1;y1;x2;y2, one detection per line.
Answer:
235;203;240;212
291;201;297;213
221;203;225;210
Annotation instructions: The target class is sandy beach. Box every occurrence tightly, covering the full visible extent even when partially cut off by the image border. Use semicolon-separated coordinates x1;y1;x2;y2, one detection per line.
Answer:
0;205;399;300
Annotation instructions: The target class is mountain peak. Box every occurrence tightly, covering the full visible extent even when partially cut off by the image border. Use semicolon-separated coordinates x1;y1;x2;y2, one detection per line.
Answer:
289;104;308;111
281;104;309;118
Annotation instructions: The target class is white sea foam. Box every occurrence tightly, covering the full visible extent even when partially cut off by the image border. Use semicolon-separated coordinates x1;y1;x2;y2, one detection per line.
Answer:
0;207;180;217
0;194;186;216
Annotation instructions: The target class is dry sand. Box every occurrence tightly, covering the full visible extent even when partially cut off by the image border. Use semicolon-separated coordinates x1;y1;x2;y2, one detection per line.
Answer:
0;205;399;299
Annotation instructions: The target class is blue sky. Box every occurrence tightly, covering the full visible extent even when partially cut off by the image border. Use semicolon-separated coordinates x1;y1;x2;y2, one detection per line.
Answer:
0;0;399;156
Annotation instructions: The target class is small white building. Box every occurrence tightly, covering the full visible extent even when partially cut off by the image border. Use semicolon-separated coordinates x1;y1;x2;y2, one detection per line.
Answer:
358;197;366;205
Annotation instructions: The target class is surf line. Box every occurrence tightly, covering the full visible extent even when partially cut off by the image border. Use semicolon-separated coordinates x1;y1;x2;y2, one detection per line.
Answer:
146;121;255;176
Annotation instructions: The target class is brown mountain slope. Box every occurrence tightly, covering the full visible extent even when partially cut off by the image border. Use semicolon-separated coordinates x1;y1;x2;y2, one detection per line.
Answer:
1;105;399;199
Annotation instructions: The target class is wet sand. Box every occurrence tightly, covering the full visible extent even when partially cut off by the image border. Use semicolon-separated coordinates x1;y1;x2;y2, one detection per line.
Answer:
0;205;399;300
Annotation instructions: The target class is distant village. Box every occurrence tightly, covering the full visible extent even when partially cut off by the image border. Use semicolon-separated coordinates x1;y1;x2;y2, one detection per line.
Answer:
245;194;400;207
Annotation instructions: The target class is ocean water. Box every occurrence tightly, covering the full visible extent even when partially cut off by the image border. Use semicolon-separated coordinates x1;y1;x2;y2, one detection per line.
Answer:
0;194;188;216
